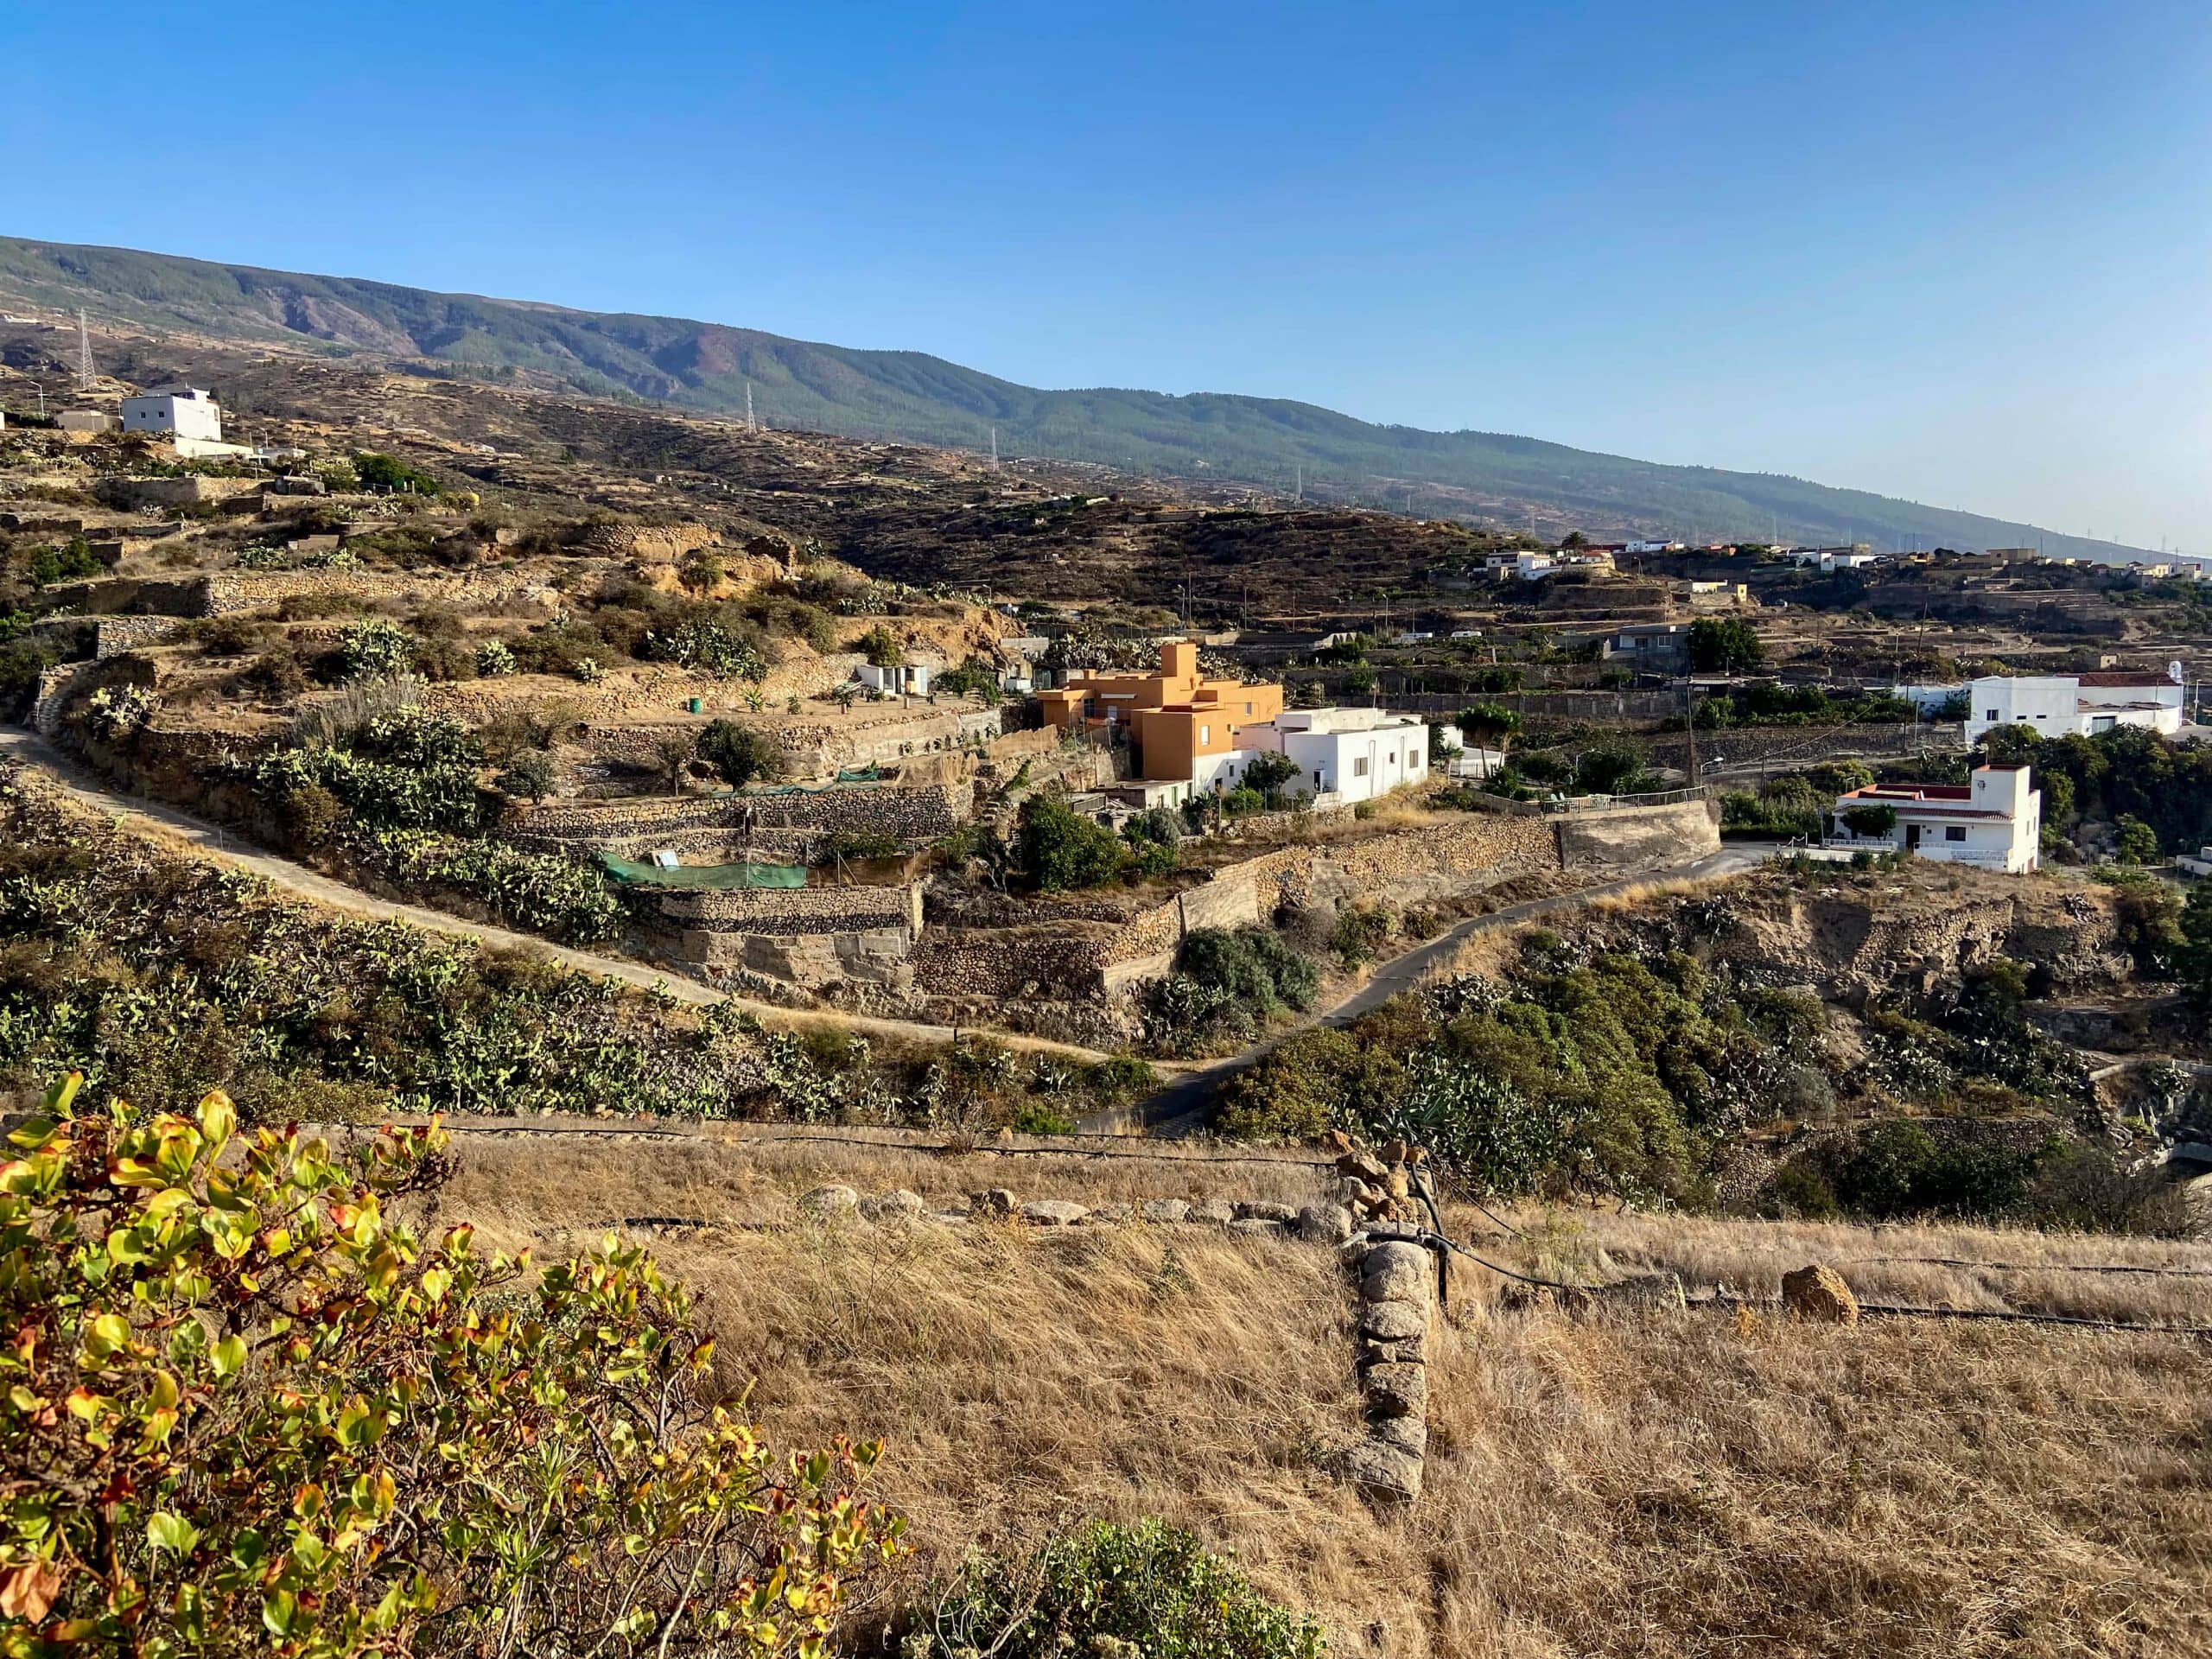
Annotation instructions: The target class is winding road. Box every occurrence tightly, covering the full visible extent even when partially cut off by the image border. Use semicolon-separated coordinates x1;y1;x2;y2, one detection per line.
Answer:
0;728;1115;1064
1090;842;1772;1135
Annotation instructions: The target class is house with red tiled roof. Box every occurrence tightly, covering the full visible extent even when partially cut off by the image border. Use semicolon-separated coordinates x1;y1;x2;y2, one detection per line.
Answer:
1961;669;2183;745
1827;766;2042;874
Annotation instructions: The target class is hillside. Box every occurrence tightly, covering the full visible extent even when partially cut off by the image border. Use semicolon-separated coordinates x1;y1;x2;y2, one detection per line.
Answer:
0;233;2143;562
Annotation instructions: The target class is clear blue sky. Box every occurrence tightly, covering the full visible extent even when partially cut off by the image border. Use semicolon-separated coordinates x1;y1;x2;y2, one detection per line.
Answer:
4;1;2207;549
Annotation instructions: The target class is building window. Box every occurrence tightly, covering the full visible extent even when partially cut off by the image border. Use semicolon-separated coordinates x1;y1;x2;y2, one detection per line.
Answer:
1353;757;1369;779
1986;709;1999;721
1944;825;1965;842
1199;725;1210;744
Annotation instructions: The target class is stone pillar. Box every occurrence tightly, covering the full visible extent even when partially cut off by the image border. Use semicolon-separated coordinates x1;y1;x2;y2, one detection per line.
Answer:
1343;1230;1433;1503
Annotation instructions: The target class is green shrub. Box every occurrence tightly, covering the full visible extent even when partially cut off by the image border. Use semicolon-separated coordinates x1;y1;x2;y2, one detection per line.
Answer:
857;625;905;669
1842;804;1897;838
340;618;416;681
378;831;621;944
0;1078;902;1657
912;1518;1322;1659
645;616;769;681
353;449;442;493
1018;796;1126;891
494;749;556;802
697;718;782;788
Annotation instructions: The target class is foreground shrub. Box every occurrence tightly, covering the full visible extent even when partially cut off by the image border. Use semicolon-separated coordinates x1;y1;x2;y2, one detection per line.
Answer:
0;1076;905;1656
913;1518;1320;1659
1017;796;1126;891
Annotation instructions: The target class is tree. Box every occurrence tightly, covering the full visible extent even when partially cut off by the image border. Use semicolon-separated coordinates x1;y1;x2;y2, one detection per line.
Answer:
2116;814;2160;865
1688;616;1766;674
1456;702;1521;748
696;719;782;789
1017;795;1126;891
1240;750;1302;807
1574;737;1657;797
1805;760;1874;797
1560;530;1591;550
653;731;697;796
1843;804;1898;839
857;626;905;671
352;451;441;495
494;748;556;802
0;1076;904;1657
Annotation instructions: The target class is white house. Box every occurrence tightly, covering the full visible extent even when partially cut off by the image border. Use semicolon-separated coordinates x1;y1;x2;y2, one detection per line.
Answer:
121;386;223;444
1961;669;2183;745
1827;765;2042;874
855;661;931;696
1235;706;1429;805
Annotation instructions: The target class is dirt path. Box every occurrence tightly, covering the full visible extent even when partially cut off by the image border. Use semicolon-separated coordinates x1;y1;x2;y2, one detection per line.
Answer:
0;728;1114;1064
1087;843;1773;1136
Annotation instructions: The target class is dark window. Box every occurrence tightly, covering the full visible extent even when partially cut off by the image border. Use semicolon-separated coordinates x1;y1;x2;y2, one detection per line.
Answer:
1945;825;1966;842
1985;709;1999;721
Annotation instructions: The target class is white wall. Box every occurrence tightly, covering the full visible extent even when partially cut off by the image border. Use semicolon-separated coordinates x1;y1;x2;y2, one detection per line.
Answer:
120;392;222;443
1964;675;2183;743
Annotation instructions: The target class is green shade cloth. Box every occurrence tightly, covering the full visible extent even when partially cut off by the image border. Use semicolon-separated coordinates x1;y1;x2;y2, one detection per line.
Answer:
596;855;807;888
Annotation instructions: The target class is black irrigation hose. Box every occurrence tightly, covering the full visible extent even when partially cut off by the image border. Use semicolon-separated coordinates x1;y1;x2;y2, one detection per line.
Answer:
413;1120;1335;1168
1857;1255;2212;1281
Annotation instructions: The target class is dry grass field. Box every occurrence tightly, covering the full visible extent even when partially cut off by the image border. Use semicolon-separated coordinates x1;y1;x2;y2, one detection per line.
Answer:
420;1127;2212;1659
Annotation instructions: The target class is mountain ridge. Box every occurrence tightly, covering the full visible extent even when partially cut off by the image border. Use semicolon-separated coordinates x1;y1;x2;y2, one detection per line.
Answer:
0;232;2145;562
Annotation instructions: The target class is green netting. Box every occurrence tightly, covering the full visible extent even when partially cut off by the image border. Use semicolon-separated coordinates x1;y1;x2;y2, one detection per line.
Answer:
596;855;808;889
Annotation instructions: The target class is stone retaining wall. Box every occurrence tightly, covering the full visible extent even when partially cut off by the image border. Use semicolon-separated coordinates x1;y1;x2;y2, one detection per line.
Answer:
1552;796;1720;873
92;616;188;658
198;566;562;619
509;781;972;861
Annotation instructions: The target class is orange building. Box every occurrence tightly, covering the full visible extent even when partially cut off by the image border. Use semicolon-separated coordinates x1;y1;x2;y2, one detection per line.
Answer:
1038;640;1284;787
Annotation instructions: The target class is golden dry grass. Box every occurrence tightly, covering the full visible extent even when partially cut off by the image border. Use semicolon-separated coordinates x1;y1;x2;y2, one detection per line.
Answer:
425;1132;2212;1657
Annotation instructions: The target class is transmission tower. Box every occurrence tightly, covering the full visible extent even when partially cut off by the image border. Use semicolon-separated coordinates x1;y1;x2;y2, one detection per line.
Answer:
745;381;755;432
75;309;94;392
989;426;999;471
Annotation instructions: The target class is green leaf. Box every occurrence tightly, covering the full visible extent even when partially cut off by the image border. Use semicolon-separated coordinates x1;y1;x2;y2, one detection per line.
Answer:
147;1512;200;1556
211;1335;248;1381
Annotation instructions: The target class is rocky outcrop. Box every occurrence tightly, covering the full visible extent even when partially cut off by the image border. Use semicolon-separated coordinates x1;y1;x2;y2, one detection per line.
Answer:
1781;1263;1859;1325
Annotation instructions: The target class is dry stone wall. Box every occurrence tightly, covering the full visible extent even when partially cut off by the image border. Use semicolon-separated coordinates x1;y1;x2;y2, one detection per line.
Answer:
197;566;562;618
1552;797;1720;874
508;782;972;861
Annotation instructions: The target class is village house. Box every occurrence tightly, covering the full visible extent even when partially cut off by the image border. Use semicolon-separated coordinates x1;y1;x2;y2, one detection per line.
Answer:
1600;621;1691;665
1827;765;2042;874
1961;669;2184;744
1235;706;1429;805
1037;639;1285;790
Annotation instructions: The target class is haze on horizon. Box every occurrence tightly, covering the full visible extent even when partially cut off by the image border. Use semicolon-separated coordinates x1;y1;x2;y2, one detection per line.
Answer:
2;0;2206;552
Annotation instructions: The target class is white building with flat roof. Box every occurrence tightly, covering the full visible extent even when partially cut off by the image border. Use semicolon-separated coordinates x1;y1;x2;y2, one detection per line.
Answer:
121;386;223;444
1236;706;1429;804
1962;670;2183;745
1827;765;2042;874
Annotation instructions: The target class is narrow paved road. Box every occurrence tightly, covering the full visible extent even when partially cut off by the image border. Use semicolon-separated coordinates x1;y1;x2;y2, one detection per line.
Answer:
1091;843;1773;1136
0;728;1114;1063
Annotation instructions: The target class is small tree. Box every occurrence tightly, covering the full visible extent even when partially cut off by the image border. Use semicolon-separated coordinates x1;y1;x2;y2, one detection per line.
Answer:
1843;804;1898;839
1240;749;1302;807
697;718;782;789
857;626;905;671
1688;616;1766;674
653;731;697;796
1456;702;1521;749
495;748;556;802
2116;814;2160;865
1018;795;1126;890
0;1076;905;1656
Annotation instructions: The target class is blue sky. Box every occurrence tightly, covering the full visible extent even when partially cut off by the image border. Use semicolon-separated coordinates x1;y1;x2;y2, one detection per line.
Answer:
3;1;2207;549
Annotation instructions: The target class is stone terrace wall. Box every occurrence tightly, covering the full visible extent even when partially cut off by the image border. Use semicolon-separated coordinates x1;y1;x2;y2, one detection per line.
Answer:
1552;797;1719;874
654;882;918;937
507;783;972;861
1230;812;1560;914
197;567;561;618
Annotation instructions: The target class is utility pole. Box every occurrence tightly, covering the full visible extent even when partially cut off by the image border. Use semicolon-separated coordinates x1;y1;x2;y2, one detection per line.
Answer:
75;309;93;393
1294;463;1302;503
1682;670;1700;787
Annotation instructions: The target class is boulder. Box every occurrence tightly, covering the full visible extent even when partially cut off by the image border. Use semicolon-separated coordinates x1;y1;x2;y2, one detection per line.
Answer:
798;1185;860;1217
1086;1201;1134;1224
1363;1361;1427;1419
1341;1439;1423;1503
1360;1241;1433;1306
1233;1200;1298;1224
1022;1199;1090;1227
1185;1198;1236;1225
1297;1203;1354;1245
859;1188;925;1221
968;1188;1018;1219
1360;1300;1428;1342
1140;1198;1191;1224
1781;1263;1860;1325
1228;1217;1286;1239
